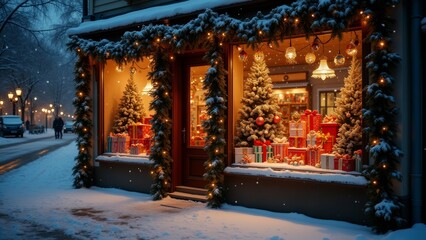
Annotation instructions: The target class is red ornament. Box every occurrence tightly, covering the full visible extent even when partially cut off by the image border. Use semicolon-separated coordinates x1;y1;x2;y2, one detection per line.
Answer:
238;50;248;62
256;116;265;126
273;115;281;124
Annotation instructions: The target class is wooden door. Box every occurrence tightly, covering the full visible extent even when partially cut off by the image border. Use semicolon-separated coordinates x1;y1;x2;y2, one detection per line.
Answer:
181;56;209;188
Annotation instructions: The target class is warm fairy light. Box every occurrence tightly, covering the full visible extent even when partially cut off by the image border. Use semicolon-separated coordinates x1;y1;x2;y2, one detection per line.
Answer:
258;30;263;35
162;151;166;155
294;18;299;23
360;11;364;15
169;55;174;60
378;40;386;48
379;77;385;84
211;183;215;187
207;32;211;37
134;41;139;46
83;128;87;132
372;180;377;185
222;32;226;37
383;164;387;169
311;14;315;17
382;126;388;131
209;163;212;167
156;38;161;42
164;92;169;96
219;119;223;123
209;193;212;196
84;165;87;169
212;136;216;140
77;48;81;53
372;139;378;145
283;17;287;22
81;148;85;151
150;171;154;174
219;42;223;46
164;181;167;185
81;73;85;77
215;149;219;153
79;92;83;97
215;61;218;65
237;45;242;51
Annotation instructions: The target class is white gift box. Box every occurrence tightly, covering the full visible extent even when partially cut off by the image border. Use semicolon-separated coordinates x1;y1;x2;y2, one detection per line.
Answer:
321;153;335;170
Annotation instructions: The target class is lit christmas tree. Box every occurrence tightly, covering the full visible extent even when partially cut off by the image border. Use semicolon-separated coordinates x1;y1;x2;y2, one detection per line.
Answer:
333;56;363;155
112;68;145;133
235;51;284;146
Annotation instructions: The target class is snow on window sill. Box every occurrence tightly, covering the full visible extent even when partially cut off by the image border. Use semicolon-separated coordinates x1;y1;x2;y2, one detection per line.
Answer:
96;153;150;165
225;163;368;186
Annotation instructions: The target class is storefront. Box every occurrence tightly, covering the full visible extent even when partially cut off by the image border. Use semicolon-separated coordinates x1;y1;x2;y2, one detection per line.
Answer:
67;0;425;232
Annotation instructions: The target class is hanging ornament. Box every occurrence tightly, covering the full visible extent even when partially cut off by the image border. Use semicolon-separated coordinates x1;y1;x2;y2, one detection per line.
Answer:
130;66;137;74
311;36;321;51
273;115;281;124
256;116;265;126
254;51;264;61
334;53;346;66
345;41;358;56
238;49;248;62
305;52;316;64
285;38;297;64
334;40;345;66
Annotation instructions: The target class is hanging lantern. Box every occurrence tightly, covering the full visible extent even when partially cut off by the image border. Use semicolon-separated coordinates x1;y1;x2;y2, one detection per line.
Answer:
285;46;297;64
305;52;316;64
238;49;248;62
345;41;358;56
254;51;264;61
311;36;321;51
312;56;336;81
334;52;346;66
256;116;265;126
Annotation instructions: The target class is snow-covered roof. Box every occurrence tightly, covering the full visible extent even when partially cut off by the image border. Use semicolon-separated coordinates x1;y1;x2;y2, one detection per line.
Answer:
67;0;250;36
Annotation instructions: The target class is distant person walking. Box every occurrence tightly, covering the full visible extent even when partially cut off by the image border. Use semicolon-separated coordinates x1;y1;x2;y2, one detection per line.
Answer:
53;116;65;139
25;120;30;132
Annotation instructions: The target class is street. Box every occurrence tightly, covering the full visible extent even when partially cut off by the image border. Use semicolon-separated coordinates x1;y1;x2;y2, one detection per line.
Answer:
0;133;75;175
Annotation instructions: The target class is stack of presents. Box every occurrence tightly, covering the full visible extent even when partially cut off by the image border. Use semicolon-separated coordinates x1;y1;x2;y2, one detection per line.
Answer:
106;118;153;155
235;110;362;172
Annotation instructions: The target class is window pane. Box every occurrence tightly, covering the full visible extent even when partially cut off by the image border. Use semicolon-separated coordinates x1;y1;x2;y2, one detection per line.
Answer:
189;65;209;147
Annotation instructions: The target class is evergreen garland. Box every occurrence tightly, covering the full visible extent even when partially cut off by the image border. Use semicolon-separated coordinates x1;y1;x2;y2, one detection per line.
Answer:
72;53;94;188
148;48;173;200
202;36;227;208
362;0;405;233
68;1;405;231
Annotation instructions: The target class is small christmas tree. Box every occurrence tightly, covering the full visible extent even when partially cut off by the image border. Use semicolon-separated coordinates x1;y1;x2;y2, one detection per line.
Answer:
112;68;145;133
235;51;284;146
333;56;363;155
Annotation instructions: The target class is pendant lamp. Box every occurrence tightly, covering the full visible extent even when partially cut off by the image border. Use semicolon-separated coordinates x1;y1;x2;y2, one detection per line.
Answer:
312;44;336;80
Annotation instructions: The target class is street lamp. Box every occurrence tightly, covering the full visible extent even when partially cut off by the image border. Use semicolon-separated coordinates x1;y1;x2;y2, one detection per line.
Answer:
0;100;3;115
30;97;37;124
7;92;18;115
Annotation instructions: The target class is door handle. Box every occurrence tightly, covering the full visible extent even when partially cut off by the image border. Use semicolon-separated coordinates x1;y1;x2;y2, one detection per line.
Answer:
182;128;186;144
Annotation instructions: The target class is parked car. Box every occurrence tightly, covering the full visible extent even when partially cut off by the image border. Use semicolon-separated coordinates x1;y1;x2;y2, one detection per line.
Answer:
0;115;24;137
63;121;75;133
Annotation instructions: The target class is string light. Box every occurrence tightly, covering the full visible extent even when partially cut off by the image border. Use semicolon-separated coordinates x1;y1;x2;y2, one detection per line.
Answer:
378;40;386;49
378;76;386;84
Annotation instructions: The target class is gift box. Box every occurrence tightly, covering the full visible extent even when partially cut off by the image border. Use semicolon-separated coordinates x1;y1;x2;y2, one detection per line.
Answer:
143;138;152;154
117;134;130;153
288;147;307;162
253;140;272;162
271;142;289;161
306;145;324;167
289;136;306;148
353;149;363;172
128;123;152;139
334;154;355;171
143;117;152;125
130;143;144;155
106;135;115;152
321;153;335;170
235;153;255;163
301;109;322;132
320;123;339;140
322;137;335;153
235;147;254;163
306;130;320;147
289;120;306;137
130;138;144;145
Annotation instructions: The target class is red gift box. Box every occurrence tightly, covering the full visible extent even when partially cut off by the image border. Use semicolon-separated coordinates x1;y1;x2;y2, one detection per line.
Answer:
289;120;306;137
322;136;335;153
271;142;289;160
306;145;324;167
334;154;355;171
288;147;307;164
143;138;152;154
320;123;339;140
289;136;306;148
143;117;152;125
301;109;322;132
128;123;152;139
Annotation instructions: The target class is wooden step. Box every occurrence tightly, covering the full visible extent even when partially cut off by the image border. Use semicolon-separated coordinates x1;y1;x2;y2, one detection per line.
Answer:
168;191;208;203
175;186;208;195
169;186;208;202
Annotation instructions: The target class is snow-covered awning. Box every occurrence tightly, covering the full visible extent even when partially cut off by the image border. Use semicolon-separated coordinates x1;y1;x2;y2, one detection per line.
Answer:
67;0;250;36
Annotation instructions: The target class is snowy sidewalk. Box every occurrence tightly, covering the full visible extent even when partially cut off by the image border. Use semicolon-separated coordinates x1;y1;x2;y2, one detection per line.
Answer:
0;142;424;240
0;128;55;147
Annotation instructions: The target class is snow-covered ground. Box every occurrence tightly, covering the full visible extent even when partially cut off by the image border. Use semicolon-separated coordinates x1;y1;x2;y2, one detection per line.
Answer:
0;128;54;145
0;142;424;239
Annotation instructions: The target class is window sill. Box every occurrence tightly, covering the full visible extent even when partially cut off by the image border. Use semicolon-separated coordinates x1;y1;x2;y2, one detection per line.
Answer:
226;163;367;186
96;153;150;165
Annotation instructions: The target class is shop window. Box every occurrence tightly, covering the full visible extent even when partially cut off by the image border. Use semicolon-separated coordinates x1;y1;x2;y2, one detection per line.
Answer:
232;30;364;173
319;90;340;116
102;59;154;156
